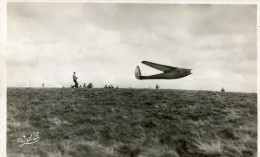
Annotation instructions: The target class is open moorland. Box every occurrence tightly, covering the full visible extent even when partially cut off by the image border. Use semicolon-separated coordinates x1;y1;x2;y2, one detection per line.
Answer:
7;88;257;157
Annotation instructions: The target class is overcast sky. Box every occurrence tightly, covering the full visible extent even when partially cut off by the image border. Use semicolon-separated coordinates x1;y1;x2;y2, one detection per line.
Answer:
7;3;257;92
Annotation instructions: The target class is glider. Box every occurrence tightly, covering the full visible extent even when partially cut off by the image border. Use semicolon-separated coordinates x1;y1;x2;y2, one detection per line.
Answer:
135;61;192;80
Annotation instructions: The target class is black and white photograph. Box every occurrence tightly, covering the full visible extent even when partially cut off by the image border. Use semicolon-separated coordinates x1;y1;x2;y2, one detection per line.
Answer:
3;1;258;157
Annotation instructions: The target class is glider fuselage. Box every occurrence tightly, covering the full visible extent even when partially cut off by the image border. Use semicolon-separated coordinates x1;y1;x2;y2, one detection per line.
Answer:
140;69;191;80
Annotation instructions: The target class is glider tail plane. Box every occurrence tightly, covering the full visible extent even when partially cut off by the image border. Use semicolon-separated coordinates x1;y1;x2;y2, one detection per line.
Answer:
135;66;142;80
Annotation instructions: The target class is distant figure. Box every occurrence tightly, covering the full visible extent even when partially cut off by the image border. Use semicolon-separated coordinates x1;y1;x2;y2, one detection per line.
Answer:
87;83;93;88
42;83;45;88
72;72;78;88
156;84;160;89
221;87;225;92
104;85;108;88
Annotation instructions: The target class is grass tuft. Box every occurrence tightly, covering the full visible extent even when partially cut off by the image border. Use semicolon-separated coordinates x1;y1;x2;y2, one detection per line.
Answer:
195;140;223;155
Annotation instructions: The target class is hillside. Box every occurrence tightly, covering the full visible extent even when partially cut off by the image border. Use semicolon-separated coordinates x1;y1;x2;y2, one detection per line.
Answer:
7;88;257;157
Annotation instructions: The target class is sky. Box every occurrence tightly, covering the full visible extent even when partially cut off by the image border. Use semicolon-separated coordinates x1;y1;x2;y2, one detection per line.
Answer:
7;3;257;92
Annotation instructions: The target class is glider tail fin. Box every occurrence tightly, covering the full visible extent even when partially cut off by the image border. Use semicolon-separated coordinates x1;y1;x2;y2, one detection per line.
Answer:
135;66;142;80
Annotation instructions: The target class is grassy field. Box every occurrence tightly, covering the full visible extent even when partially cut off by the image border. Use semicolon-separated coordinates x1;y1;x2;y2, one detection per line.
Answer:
7;88;257;157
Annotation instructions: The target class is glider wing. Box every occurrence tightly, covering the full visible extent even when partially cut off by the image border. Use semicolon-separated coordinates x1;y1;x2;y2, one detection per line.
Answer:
141;61;178;72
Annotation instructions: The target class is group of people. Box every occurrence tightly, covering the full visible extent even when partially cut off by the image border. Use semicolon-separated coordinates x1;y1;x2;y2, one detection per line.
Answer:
83;83;93;88
72;72;158;89
71;72;93;88
104;85;118;89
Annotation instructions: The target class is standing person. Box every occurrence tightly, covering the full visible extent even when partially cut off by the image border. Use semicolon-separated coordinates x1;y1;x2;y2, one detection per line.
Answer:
72;72;79;88
88;83;93;88
156;84;159;89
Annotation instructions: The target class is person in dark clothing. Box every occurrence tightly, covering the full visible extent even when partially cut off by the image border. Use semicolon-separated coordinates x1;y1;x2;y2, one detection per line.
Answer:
87;83;93;88
72;72;78;88
156;84;160;89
